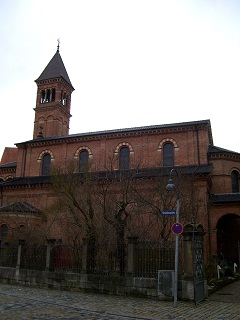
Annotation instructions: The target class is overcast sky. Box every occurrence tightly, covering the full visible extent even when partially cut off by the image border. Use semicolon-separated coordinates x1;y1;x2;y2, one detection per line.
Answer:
1;0;240;158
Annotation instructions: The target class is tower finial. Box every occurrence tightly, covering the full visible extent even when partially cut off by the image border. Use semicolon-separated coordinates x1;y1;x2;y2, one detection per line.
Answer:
57;38;60;52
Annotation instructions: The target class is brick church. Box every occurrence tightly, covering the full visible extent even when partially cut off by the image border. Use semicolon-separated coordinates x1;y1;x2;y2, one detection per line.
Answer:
0;47;240;266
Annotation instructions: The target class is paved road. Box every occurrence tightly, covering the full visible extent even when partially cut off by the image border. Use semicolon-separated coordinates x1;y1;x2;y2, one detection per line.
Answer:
0;281;239;319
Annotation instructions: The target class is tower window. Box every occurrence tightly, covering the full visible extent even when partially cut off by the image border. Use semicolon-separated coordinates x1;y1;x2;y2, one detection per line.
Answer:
163;143;174;167
79;150;89;172
119;146;130;170
41;90;46;103
231;170;239;193
61;90;67;105
40;89;56;103
41;153;51;176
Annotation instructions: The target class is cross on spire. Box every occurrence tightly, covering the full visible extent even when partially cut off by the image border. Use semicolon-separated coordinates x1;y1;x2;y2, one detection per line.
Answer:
57;38;60;52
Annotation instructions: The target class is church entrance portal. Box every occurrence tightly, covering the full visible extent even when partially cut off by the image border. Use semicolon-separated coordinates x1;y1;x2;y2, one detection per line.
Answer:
217;214;240;265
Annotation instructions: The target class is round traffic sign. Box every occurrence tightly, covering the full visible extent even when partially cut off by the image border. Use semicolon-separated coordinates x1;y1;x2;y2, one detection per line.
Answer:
171;222;183;234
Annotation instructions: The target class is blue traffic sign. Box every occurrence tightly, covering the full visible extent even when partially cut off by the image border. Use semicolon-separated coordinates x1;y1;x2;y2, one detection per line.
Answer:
171;222;183;234
162;210;176;215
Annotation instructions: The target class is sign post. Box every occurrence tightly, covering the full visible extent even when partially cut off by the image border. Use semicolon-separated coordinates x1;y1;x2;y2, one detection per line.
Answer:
166;168;180;307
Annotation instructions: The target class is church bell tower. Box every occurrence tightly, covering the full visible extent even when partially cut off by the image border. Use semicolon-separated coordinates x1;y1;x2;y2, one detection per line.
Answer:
33;44;74;139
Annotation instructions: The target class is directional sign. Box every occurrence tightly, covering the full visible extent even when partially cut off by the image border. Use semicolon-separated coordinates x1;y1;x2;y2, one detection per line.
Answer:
162;210;176;215
171;222;183;235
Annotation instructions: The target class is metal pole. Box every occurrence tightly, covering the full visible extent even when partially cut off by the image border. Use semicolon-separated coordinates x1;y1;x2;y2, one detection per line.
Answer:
173;197;180;307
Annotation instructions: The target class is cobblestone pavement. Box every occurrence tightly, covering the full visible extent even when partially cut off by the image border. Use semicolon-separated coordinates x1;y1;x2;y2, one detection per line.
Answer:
0;281;239;320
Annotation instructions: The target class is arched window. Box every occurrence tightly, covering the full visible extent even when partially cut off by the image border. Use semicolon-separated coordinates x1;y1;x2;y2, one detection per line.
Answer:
119;146;130;170
231;170;239;193
0;224;8;239
79;150;89;172
163;143;174;167
41;153;51;176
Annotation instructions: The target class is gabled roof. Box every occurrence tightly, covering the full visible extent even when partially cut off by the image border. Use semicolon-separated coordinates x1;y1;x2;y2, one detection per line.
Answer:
0;202;41;214
35;49;74;89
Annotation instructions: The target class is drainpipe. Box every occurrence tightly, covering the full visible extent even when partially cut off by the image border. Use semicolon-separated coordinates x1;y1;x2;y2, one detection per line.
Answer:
195;125;200;165
22;144;27;177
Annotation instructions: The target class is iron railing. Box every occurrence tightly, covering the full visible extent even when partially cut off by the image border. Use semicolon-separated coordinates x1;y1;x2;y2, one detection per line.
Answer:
0;239;180;278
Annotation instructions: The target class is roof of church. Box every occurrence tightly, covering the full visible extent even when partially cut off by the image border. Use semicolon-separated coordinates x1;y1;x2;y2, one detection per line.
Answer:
35;49;74;89
208;145;240;156
16;119;213;146
0;161;17;169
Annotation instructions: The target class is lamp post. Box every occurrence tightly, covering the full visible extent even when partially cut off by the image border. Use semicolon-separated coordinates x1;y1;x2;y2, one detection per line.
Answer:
166;168;180;308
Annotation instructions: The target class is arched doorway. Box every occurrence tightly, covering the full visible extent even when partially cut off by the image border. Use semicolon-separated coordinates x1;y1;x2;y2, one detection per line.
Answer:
217;214;240;264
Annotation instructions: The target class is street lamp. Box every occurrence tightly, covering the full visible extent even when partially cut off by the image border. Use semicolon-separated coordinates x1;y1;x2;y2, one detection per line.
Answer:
166;168;180;308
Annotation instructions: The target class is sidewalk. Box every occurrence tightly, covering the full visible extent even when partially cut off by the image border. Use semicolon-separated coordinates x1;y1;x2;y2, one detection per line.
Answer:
0;281;239;319
208;278;240;303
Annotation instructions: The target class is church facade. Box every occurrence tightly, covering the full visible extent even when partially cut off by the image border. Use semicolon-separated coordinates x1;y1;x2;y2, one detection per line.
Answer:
0;48;240;266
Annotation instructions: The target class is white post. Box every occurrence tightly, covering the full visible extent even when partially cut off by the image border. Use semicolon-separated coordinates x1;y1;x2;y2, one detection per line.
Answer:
234;263;237;273
217;265;221;279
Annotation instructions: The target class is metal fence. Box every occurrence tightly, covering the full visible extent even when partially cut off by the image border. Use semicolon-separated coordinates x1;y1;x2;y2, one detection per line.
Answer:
136;241;175;278
0;242;18;268
86;240;127;276
21;244;46;270
0;239;181;278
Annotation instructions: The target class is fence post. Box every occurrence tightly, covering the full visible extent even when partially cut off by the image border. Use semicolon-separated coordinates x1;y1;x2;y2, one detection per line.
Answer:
180;224;206;302
81;238;88;274
46;239;56;271
16;240;25;277
127;236;138;276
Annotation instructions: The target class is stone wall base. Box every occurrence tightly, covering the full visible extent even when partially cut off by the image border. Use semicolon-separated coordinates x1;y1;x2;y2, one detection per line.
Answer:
0;267;160;299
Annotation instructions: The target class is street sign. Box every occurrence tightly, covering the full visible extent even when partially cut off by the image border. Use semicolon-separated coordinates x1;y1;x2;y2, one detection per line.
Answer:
162;210;176;215
171;222;183;234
